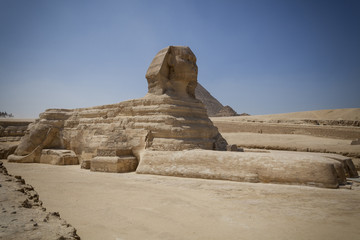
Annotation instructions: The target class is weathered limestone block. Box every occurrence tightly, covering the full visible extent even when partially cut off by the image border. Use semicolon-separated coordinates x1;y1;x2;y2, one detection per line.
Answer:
310;153;359;178
225;144;244;152
81;160;91;169
90;156;138;173
226;144;238;151
40;149;79;165
137;150;348;188
96;148;133;157
0;144;18;159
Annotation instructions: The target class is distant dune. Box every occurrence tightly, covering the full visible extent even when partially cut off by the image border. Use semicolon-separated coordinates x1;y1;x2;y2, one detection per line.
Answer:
214;108;360;121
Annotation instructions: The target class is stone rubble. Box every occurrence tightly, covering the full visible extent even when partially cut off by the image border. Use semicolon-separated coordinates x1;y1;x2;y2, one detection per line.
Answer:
0;161;80;240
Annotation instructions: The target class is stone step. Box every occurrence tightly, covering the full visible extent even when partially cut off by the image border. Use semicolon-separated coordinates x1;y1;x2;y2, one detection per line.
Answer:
90;156;138;173
40;149;79;165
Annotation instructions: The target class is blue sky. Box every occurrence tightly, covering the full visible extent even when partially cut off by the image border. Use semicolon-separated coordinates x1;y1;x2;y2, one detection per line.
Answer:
1;0;359;118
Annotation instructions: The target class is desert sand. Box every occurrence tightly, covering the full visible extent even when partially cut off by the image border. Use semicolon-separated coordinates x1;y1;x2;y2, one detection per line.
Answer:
3;161;360;240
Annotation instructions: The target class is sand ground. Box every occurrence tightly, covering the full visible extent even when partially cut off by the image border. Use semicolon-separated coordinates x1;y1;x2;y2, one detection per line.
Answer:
3;161;360;240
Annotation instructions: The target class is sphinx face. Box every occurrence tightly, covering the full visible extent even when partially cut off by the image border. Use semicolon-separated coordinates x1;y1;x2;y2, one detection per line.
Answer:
145;46;198;98
171;47;198;82
169;47;198;98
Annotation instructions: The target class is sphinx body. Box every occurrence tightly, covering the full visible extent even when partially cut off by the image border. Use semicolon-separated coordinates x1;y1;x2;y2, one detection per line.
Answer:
8;46;358;188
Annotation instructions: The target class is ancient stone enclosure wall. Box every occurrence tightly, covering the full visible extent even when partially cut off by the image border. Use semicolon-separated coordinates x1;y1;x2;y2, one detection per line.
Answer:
0;119;33;141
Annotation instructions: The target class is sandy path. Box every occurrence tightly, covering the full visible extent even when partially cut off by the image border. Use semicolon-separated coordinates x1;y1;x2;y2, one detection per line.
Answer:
3;161;360;240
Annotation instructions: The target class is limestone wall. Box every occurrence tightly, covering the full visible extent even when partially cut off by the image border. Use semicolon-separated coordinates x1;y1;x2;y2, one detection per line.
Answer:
137;150;357;188
0;119;34;159
0;119;33;141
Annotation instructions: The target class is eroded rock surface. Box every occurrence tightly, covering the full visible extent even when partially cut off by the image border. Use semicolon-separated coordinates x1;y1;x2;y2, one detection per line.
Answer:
0;161;80;239
0;142;18;160
40;149;79;165
0;119;33;141
137;150;357;189
0;119;34;159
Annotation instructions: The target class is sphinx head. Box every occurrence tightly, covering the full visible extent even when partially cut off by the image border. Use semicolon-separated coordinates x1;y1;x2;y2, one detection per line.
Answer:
145;46;198;98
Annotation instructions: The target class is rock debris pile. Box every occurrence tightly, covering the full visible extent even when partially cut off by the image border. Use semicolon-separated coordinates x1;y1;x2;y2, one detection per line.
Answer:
0;161;80;240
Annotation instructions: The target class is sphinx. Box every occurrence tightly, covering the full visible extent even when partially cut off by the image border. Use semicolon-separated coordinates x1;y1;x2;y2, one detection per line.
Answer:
8;46;227;165
8;46;358;188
